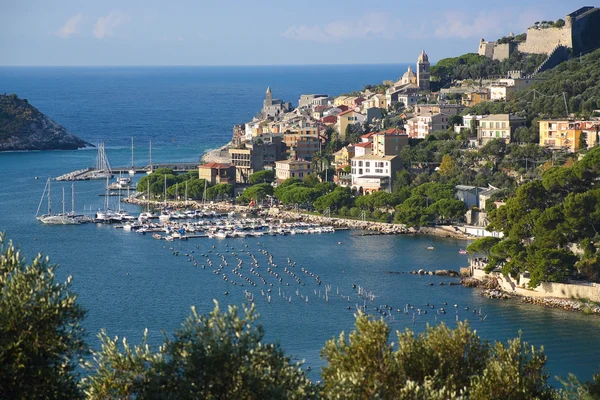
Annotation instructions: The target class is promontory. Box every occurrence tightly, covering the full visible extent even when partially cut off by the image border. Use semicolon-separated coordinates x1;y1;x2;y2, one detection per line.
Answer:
0;93;91;151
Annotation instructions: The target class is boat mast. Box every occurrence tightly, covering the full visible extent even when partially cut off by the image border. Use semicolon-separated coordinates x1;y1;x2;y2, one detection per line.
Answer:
36;178;49;217
147;181;150;212
48;178;52;215
185;181;188;206
149;139;153;173
62;187;65;216
164;174;167;207
71;182;75;214
202;180;207;207
131;137;134;169
105;176;109;211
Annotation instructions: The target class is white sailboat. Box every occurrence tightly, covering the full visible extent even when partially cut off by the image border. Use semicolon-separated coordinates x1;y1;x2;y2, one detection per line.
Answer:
35;179;80;224
128;137;136;176
95;176;120;223
146;139;153;175
159;174;170;222
88;142;113;180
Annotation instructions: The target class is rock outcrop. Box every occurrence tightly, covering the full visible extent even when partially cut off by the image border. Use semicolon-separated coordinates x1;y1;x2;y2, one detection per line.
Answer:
0;94;92;151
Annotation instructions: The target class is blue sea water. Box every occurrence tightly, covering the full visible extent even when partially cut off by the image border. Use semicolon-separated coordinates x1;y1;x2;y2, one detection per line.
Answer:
1;65;600;384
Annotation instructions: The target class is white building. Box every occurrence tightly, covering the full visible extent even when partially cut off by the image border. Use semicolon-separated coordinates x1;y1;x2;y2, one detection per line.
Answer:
405;113;451;138
350;154;402;193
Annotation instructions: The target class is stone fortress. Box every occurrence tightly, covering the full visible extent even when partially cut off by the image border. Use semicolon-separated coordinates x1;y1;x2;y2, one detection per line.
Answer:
478;6;600;61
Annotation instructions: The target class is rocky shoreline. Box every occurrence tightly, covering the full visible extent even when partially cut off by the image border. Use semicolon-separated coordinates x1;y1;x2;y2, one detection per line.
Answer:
463;277;600;315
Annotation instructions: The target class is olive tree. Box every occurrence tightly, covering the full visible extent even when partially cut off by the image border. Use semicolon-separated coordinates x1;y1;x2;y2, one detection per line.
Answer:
0;233;86;399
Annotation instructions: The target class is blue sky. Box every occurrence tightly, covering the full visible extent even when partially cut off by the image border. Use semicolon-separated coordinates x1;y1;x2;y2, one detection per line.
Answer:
0;0;587;66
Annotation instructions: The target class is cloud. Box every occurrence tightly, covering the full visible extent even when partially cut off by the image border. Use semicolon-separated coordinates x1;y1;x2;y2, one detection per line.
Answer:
434;9;535;40
56;13;84;39
93;10;129;39
282;13;397;43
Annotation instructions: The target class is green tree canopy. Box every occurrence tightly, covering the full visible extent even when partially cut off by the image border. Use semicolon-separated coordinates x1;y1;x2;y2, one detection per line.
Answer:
0;233;86;399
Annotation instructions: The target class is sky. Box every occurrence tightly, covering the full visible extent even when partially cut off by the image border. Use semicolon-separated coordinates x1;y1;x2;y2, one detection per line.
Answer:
0;0;588;66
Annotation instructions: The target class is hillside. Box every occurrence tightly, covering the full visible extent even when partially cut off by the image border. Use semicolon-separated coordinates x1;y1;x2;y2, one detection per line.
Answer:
0;94;91;151
430;51;547;90
466;48;600;120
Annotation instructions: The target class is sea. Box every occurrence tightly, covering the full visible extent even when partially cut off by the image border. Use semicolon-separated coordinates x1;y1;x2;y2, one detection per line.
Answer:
1;65;599;384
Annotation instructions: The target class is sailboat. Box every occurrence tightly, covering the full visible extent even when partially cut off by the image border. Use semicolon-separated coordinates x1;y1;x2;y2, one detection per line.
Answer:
89;142;113;180
146;139;153;175
159;174;171;222
95;176;120;223
138;183;154;221
35;179;80;224
128;137;136;176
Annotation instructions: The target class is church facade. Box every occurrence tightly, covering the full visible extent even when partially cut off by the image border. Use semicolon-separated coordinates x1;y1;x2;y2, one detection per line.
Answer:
259;87;292;119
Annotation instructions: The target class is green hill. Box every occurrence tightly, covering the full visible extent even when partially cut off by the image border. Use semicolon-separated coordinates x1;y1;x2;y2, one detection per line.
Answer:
0;94;91;151
467;48;600;118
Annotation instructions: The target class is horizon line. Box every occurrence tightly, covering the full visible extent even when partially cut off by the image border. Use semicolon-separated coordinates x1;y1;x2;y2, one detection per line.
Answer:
0;61;430;68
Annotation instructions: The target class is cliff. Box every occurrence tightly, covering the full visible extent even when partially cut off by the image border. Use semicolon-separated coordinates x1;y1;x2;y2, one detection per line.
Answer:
0;94;92;151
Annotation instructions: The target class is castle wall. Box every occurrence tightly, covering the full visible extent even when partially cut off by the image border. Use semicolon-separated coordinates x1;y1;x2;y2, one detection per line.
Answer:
478;41;495;58
518;25;573;55
492;43;517;61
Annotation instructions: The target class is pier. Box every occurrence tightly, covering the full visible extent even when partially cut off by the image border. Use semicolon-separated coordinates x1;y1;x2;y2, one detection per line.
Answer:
55;163;199;181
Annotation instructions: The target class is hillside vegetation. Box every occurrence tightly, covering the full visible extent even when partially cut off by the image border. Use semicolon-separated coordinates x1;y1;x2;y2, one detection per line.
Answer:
468;147;600;287
467;48;600;119
0;94;90;151
431;51;547;90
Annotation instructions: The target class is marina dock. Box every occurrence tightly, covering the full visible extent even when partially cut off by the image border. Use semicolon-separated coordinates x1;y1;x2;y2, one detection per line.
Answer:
55;163;199;181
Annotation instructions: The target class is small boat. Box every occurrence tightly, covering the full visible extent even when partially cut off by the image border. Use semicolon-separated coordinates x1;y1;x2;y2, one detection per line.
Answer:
152;233;162;240
427;246;435;250
458;248;468;255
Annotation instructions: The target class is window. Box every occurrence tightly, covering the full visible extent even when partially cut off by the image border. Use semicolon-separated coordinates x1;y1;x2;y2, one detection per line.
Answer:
375;168;383;173
365;169;370;173
482;122;486;128
365;161;370;167
359;169;363;174
358;161;363;167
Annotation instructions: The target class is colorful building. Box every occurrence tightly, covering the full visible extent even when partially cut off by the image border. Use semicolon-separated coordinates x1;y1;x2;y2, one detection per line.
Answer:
478;114;526;145
275;159;312;181
538;119;600;152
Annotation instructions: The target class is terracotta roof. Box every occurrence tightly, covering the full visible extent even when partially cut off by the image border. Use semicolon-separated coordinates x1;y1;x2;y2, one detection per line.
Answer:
355;142;372;148
313;105;328;111
338;105;349;112
322;115;337;123
200;162;232;169
339;109;364;116
360;132;376;139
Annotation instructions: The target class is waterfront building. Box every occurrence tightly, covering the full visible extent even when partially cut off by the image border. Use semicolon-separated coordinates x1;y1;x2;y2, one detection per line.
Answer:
337;109;366;139
229;137;284;184
275;159;312;181
538;119;600;152
198;162;236;186
477;114;527;145
350;154;401;193
455;185;499;210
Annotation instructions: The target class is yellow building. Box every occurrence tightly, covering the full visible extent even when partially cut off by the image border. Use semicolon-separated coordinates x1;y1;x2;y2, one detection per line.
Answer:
275;159;312;181
334;145;355;166
462;90;489;107
538;120;599;152
337;110;366;139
